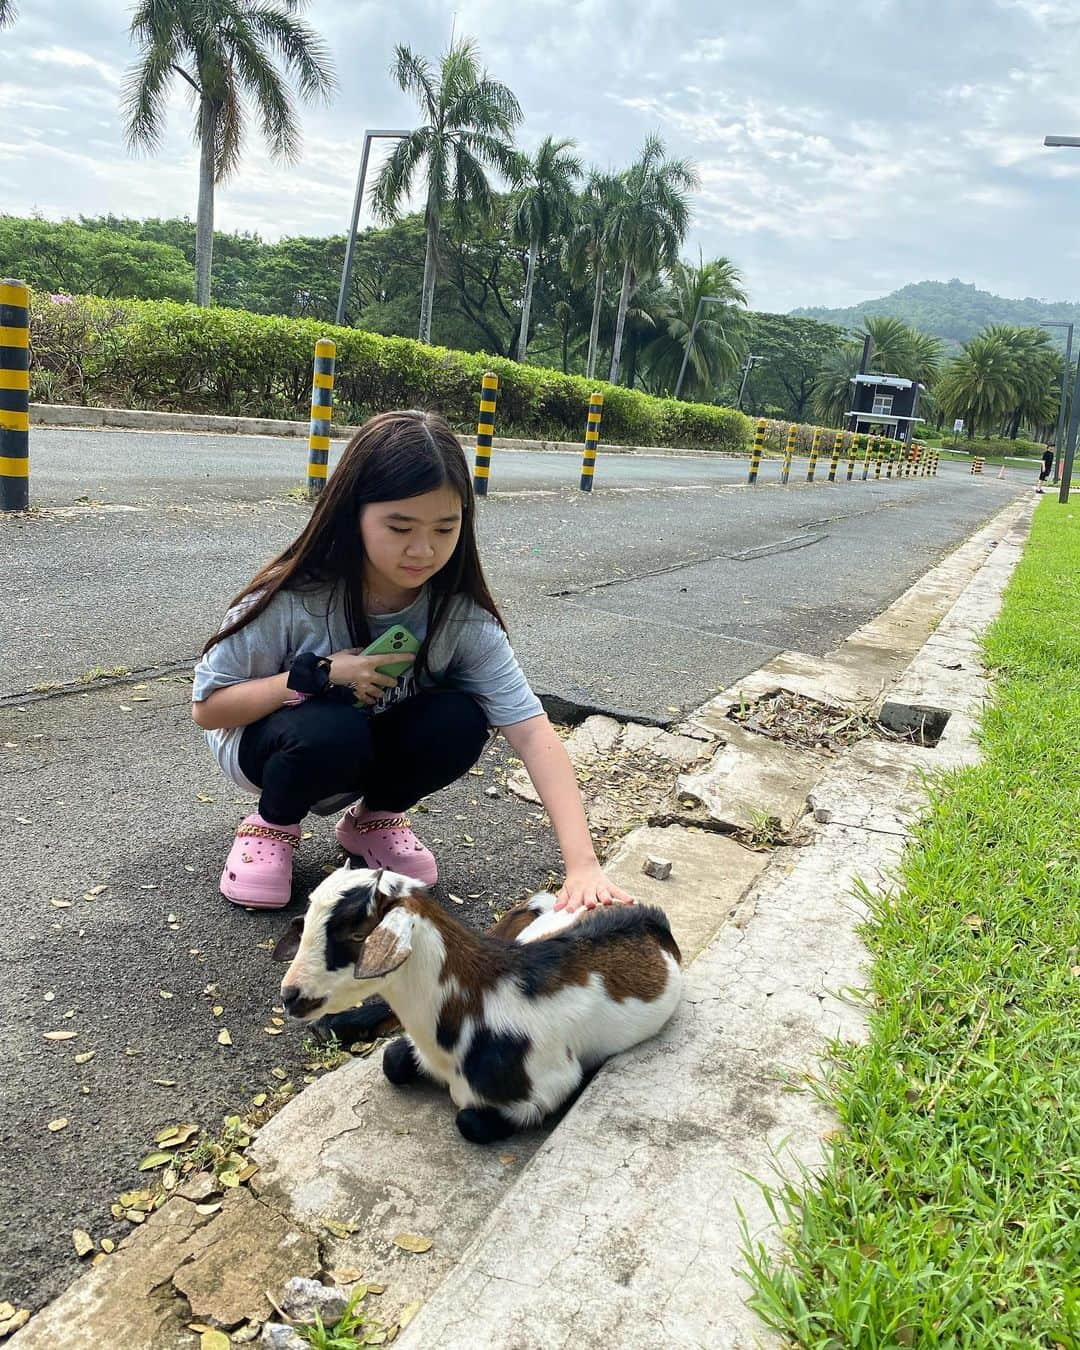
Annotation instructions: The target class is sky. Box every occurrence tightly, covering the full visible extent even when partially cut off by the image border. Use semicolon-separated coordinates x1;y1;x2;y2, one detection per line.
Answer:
3;0;1080;313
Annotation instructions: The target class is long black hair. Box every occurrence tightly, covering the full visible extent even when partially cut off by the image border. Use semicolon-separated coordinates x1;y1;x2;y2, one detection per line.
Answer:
203;410;505;678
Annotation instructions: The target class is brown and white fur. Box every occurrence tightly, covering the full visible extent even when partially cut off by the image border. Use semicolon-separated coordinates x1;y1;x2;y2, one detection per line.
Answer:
275;865;682;1144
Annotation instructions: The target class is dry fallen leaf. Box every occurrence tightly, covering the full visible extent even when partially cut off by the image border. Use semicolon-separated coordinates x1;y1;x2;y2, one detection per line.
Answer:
100;1238;115;1254
74;1051;95;1065
398;1302;421;1329
0;1309;30;1337
217;1029;232;1046
322;1218;359;1239
47;1118;69;1132
200;1331;231;1350
84;885;107;898
251;1092;267;1108
159;991;174;1000
49;898;73;909
270;1067;287;1080
43;1030;77;1041
392;1232;433;1254
195;1202;222;1216
139;1151;174;1171
211;1005;224;1017
153;1122;199;1148
72;1229;94;1258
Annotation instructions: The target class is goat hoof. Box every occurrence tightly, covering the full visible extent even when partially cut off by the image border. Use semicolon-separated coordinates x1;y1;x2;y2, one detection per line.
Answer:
455;1106;516;1145
313;998;401;1047
382;1037;421;1086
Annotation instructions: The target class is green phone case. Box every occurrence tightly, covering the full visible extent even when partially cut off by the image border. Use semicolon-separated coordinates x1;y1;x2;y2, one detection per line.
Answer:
361;624;420;679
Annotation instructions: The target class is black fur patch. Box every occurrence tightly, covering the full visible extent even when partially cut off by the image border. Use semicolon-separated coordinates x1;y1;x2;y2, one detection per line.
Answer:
509;903;680;997
572;903;680;956
323;879;380;972
436;1000;464;1050
463;1026;531;1104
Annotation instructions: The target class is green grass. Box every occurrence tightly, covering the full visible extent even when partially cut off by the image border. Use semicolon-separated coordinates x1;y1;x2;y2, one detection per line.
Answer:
743;499;1080;1347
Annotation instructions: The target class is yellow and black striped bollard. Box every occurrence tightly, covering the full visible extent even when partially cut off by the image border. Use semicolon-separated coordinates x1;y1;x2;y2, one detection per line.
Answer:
885;440;895;479
0;278;30;513
847;434;861;482
780;424;797;484
473;372;498;497
807;428;822;483
307;338;335;499
749;418;766;484
827;431;843;482
874;439;883;480
861;434;873;481
580;393;603;491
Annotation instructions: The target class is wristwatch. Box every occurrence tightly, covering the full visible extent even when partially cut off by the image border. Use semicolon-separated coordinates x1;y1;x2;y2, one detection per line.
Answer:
287;652;333;697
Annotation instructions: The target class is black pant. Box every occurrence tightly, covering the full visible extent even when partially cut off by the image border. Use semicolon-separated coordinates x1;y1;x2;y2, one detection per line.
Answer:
238;690;489;825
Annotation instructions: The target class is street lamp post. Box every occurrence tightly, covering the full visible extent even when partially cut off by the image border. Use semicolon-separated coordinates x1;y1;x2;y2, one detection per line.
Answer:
1042;135;1080;502
1039;320;1073;484
674;295;729;400
335;129;411;327
735;352;761;411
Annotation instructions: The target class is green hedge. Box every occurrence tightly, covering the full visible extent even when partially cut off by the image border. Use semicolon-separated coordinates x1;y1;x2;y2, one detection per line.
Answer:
27;294;751;453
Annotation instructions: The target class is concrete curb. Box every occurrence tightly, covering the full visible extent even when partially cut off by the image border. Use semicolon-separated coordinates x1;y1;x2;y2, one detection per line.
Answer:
29;403;737;461
9;495;1035;1349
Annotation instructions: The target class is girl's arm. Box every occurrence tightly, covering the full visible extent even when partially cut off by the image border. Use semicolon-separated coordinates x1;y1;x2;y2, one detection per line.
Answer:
192;673;294;731
500;714;636;914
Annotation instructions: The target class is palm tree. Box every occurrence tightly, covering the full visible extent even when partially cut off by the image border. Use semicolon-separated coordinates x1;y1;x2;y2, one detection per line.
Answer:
606;135;699;385
642;253;747;399
372;39;521;346
565;171;620;380
123;0;335;307
509;136;581;361
0;0;16;28
936;331;1019;436
811;345;863;426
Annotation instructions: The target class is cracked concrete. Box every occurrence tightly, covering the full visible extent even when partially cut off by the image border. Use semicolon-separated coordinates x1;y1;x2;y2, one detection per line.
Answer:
7;1188;318;1350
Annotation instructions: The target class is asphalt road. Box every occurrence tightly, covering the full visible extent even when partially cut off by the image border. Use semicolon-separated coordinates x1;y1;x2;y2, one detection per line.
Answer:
0;428;1026;1314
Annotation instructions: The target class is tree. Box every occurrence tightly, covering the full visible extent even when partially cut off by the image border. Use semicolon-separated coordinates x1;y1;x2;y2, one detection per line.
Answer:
0;216;193;300
936;331;1020;436
123;0;335;307
509;136;581;361
0;0;16;28
565;172;621;380
641;253;747;399
727;313;846;421
372;38;521;346
605;136;699;385
811;344;862;426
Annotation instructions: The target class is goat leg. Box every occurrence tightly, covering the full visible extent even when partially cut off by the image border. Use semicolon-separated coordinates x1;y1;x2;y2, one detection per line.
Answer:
455;1105;516;1145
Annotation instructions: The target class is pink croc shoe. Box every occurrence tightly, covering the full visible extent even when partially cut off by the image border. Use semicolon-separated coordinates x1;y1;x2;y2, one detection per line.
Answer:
334;806;438;886
220;813;301;909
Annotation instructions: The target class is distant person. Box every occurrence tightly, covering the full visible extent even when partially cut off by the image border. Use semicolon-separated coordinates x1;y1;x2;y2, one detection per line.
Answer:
191;409;633;919
1037;444;1054;493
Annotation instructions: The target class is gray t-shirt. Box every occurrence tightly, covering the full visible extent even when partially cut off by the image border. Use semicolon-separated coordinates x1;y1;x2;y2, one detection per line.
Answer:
192;583;543;792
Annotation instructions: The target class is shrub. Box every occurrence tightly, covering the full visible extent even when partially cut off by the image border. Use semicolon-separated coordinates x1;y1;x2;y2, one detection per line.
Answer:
28;297;750;452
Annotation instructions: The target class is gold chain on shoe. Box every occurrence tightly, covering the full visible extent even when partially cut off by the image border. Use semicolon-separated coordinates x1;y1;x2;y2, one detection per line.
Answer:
347;814;410;835
236;823;300;847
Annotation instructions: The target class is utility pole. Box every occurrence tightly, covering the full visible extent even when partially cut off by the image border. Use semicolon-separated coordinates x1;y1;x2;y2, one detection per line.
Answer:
1042;135;1080;501
734;353;761;411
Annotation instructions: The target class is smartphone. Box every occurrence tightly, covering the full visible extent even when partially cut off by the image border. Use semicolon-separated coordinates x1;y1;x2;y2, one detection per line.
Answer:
361;625;420;679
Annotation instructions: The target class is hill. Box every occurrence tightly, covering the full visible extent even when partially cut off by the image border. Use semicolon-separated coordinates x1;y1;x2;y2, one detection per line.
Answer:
791;279;1080;348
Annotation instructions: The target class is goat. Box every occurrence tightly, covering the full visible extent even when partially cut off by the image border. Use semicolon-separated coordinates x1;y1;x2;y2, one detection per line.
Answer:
274;865;682;1144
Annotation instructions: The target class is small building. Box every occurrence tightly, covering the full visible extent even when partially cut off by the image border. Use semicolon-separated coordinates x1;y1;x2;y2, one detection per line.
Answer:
847;373;925;444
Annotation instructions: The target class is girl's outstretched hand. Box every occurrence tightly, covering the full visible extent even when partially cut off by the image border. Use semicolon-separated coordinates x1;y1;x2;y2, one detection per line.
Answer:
555;862;636;914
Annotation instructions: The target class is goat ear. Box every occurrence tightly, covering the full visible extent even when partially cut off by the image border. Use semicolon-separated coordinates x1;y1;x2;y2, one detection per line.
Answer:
271;916;304;963
354;908;414;981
